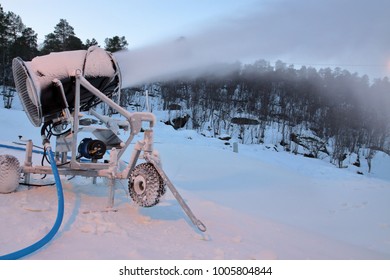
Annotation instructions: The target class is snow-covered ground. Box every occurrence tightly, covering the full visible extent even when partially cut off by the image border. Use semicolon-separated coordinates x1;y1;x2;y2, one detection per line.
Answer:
0;105;389;260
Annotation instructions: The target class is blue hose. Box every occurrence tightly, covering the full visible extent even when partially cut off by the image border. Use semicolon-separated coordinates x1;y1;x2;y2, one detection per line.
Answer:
0;146;64;260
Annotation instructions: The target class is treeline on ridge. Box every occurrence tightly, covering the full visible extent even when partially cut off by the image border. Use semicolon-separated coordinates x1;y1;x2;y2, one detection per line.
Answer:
0;4;128;87
121;59;390;168
1;4;390;169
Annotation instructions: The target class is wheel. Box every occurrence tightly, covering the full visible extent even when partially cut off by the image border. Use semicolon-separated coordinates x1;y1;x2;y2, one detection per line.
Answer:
129;162;166;207
0;154;20;194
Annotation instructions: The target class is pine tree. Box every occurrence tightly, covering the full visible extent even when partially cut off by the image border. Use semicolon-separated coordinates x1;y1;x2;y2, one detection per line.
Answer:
104;36;128;52
85;38;99;48
41;19;84;54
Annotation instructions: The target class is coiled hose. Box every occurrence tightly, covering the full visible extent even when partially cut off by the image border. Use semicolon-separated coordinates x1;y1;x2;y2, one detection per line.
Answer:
0;145;64;260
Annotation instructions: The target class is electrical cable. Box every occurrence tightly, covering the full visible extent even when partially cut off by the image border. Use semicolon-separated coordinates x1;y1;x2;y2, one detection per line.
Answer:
39;121;71;166
12;141;43;150
19;182;56;187
0;143;44;155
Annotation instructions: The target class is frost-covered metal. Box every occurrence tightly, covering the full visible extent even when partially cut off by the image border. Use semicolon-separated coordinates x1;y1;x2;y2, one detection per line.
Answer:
8;48;206;232
0;155;20;193
12;46;121;127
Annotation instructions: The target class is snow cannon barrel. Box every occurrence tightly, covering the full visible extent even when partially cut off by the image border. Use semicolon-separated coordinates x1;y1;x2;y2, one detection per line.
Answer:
12;46;121;127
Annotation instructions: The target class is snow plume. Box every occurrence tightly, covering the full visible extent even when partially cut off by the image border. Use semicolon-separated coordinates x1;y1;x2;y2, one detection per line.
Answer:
113;37;243;88
114;0;390;87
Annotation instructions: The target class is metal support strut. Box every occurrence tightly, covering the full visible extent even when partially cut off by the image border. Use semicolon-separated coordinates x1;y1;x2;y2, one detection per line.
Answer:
16;73;207;233
145;154;207;232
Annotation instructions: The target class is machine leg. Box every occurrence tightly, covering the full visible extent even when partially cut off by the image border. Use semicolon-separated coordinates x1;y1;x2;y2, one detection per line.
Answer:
92;159;98;185
24;140;33;187
107;148;119;208
107;178;115;208
145;154;207;232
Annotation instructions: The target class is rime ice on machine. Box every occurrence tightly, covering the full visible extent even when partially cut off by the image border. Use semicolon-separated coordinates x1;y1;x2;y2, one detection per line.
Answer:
2;46;206;232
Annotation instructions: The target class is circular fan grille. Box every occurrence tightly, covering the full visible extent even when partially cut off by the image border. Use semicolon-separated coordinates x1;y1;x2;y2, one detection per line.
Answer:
12;57;42;127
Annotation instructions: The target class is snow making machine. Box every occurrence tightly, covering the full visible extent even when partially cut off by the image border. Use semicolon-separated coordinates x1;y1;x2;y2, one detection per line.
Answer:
4;46;206;232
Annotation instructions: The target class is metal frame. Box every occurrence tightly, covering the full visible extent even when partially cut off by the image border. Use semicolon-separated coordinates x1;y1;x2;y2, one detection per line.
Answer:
22;72;155;204
20;72;206;232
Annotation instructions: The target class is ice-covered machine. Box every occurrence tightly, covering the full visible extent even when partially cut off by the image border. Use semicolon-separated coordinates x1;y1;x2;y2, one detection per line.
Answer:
4;46;206;232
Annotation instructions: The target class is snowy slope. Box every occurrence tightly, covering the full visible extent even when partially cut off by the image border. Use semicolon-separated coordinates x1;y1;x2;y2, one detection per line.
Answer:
0;107;389;259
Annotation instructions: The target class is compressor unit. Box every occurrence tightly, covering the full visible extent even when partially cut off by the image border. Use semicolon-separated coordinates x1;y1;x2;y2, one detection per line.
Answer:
2;46;206;232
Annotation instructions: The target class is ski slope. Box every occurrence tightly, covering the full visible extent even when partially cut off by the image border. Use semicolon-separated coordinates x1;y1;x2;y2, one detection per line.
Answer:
0;107;389;259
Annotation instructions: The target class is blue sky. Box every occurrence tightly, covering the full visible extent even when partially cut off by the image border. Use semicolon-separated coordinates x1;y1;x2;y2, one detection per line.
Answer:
1;0;255;47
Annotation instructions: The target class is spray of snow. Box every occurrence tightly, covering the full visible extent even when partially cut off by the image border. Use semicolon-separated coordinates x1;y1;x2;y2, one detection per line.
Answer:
114;0;390;87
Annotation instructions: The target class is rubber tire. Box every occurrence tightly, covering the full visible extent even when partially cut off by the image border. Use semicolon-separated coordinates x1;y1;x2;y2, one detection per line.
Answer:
129;163;166;207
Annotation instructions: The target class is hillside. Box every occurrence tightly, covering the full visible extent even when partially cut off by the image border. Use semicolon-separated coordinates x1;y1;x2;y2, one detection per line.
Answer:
0;105;389;259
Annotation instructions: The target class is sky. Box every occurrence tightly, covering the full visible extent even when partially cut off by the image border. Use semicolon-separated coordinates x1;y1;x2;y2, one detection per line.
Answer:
1;0;252;48
2;0;390;80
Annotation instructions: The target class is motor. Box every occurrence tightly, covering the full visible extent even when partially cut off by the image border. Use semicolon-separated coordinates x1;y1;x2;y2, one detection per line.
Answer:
77;138;107;160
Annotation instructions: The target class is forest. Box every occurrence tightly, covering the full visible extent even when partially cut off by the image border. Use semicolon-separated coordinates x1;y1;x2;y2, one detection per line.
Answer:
1;4;390;169
122;60;390;168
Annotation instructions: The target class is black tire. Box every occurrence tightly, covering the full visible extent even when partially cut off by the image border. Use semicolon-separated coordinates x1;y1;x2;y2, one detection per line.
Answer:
129;162;166;207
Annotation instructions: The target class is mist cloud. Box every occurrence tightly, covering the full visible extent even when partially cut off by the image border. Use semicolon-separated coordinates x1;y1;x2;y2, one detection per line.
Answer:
115;0;390;87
